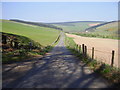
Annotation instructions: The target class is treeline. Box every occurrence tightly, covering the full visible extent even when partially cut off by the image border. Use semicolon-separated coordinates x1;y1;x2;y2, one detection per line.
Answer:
10;19;63;31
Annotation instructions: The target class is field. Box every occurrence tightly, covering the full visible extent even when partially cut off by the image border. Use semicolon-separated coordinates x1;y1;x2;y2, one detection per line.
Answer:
1;20;60;63
72;21;119;39
66;33;120;68
2;20;60;46
51;21;104;32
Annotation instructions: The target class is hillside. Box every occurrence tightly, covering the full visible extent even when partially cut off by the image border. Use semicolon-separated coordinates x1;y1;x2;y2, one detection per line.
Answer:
2;19;61;63
73;21;119;39
10;19;63;31
85;21;118;32
50;21;104;32
85;21;119;37
2;19;60;46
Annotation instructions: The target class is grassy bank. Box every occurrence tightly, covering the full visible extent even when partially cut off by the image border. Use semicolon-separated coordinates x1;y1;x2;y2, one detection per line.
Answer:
73;32;120;40
65;35;120;88
2;20;60;46
2;20;61;64
2;32;55;64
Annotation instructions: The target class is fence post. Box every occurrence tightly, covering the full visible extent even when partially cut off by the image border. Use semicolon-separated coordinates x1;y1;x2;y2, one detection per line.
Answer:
76;44;78;51
111;50;115;67
82;44;85;59
79;45;81;53
77;44;79;52
85;46;87;58
82;44;85;54
92;47;94;60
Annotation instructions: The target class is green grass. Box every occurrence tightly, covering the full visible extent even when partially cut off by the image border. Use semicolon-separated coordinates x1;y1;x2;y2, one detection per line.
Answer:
2;32;54;64
65;35;120;88
53;21;119;40
52;21;103;33
2;20;60;46
1;19;60;64
65;35;76;49
84;21;119;39
73;32;120;40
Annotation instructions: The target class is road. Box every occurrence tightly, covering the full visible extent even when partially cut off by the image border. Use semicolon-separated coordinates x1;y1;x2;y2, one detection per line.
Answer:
4;33;110;88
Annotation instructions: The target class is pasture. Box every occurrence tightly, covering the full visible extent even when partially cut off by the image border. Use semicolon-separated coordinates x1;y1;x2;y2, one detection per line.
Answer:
52;21;103;32
2;20;60;46
1;20;61;63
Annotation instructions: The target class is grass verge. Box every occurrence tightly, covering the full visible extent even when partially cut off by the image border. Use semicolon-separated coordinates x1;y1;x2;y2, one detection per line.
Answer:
2;32;54;64
65;35;120;88
72;32;120;40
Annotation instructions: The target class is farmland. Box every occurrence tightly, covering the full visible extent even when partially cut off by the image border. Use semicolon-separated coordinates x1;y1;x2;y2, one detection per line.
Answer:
51;20;119;40
51;21;104;32
73;21;119;39
1;19;61;63
66;33;119;68
2;20;60;46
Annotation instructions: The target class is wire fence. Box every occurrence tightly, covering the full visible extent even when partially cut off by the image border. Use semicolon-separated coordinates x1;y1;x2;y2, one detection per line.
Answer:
67;39;119;68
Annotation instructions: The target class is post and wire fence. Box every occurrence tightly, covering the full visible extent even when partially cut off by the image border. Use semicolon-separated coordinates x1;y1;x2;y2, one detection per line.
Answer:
67;38;116;67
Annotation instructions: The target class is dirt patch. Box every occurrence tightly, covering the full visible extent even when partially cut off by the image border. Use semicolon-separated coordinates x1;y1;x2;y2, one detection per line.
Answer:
66;33;119;68
88;23;100;26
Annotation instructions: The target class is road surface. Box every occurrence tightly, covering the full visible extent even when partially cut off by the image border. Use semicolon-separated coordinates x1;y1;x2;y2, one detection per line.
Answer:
4;33;110;88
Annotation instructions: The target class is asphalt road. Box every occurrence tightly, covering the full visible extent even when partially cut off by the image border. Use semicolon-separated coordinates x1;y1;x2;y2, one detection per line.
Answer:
4;32;110;88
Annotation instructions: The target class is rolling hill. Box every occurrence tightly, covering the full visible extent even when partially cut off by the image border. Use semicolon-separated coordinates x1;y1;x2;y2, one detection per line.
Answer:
85;21;119;37
73;21;119;39
1;19;60;46
10;19;63;31
49;21;105;32
1;19;61;63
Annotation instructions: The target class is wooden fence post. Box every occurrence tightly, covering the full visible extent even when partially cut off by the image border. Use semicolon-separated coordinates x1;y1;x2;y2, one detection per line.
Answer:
77;44;79;52
85;46;87;58
79;45;81;53
111;50;115;67
82;44;85;54
76;44;78;51
82;44;85;59
92;47;94;60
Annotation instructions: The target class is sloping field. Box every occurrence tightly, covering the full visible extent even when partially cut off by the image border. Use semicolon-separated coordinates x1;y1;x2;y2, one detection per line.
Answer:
2;20;60;46
51;21;104;32
66;33;119;68
85;21;119;37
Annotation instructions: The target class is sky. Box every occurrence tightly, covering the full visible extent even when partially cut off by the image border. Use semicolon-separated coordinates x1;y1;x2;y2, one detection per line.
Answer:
2;2;118;23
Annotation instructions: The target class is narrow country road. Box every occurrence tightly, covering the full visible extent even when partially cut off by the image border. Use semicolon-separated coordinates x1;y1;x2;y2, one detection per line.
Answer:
5;32;110;88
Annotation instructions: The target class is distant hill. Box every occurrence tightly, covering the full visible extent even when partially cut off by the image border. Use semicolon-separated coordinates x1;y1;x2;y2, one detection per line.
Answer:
49;21;105;32
10;19;63;31
50;21;104;24
85;21;118;32
71;20;119;39
84;21;119;36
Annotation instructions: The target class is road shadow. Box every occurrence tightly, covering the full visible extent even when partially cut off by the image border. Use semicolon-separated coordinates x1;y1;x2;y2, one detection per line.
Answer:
2;45;111;88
